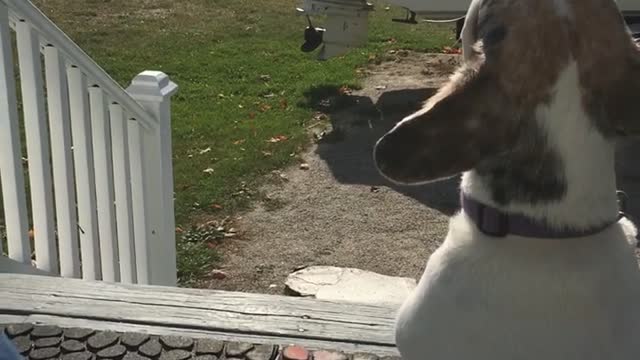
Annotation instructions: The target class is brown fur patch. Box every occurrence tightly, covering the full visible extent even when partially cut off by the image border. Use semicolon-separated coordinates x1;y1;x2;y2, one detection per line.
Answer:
375;0;571;184
568;0;640;136
375;0;640;188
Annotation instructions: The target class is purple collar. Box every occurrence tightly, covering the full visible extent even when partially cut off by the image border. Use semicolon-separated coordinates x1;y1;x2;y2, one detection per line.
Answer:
461;193;621;238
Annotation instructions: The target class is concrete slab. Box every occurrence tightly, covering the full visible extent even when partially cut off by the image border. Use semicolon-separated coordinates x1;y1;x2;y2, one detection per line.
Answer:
285;266;416;306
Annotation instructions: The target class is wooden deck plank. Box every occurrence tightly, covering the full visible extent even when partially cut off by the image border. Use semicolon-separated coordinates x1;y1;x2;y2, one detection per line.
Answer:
0;274;399;355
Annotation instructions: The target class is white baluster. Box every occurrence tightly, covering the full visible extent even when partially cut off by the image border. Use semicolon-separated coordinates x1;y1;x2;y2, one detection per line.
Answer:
110;104;136;284
127;118;150;285
0;3;30;265
89;86;119;282
67;66;101;280
16;19;56;273
43;45;80;278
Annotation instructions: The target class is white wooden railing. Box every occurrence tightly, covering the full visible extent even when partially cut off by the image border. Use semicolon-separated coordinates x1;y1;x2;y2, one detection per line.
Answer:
0;0;178;286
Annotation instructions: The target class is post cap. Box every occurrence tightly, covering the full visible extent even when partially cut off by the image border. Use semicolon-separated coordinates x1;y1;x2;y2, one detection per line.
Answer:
127;71;178;102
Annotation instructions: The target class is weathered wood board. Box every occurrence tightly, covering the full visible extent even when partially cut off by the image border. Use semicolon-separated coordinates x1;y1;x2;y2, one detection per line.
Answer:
0;274;400;356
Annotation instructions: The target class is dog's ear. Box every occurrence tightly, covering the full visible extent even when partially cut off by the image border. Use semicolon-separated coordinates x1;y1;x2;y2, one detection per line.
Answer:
373;64;517;185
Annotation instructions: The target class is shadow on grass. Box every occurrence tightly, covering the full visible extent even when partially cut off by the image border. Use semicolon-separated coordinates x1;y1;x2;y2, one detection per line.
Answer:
304;84;640;221
303;85;460;216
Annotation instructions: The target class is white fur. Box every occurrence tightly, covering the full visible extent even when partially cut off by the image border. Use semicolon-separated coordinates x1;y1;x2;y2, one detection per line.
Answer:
395;60;640;360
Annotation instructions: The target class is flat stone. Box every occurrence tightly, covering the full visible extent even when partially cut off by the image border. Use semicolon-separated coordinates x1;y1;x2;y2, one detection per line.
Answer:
195;339;224;355
62;351;94;360
11;335;32;355
139;338;163;358
313;351;349;360
352;354;379;360
193;356;218;360
29;347;61;360
225;342;254;357
31;325;63;338
122;353;151;360
121;332;150;349
282;345;309;360
124;353;152;360
62;339;86;353
159;349;192;360
64;328;95;341
285;266;416;305
88;331;120;351
34;336;62;349
246;344;277;360
97;344;127;359
160;335;193;350
5;323;33;338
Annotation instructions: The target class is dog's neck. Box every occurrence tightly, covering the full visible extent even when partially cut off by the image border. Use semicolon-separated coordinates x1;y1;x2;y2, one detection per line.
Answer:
460;61;619;232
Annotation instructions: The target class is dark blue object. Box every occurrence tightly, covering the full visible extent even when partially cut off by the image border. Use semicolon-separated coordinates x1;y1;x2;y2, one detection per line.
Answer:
0;334;21;360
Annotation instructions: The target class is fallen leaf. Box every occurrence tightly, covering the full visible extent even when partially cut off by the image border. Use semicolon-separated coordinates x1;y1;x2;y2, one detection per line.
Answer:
211;204;223;210
203;168;214;174
280;98;288;109
233;139;246;145
267;135;288;143
210;269;227;280
199;147;211;155
262;151;273;157
175;227;184;234
442;46;462;54
249;112;256;119
338;85;352;95
260;103;272;112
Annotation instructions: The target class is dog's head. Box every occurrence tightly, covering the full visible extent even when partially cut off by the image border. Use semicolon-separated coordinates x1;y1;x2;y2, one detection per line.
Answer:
374;0;640;186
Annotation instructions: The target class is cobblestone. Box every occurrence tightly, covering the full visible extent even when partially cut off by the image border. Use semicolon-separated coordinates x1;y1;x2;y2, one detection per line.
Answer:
2;322;394;360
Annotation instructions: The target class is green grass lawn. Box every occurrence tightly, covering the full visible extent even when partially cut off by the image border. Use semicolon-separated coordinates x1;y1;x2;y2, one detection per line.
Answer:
31;0;454;286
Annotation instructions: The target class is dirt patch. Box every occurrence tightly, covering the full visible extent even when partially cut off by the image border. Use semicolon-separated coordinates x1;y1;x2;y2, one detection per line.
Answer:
203;52;463;294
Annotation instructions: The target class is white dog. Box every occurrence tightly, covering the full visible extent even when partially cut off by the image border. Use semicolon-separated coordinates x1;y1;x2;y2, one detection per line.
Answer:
373;0;640;359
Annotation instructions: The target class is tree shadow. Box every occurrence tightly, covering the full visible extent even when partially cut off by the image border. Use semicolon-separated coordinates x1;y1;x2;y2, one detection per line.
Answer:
303;84;640;221
304;85;460;216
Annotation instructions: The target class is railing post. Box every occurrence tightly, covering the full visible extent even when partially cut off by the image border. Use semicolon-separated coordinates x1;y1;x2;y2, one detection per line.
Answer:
127;71;178;286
